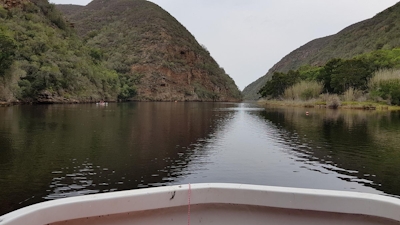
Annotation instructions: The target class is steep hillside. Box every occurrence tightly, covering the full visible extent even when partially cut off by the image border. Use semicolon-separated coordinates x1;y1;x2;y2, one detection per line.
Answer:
58;0;241;101
0;0;120;103
243;2;400;100
55;4;82;16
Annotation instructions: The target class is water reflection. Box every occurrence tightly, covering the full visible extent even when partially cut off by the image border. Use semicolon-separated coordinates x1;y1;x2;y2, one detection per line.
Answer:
1;103;400;216
259;107;400;197
167;104;381;196
0;102;235;215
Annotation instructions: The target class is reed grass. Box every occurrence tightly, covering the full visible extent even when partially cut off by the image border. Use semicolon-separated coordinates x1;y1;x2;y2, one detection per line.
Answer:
368;69;400;105
258;69;400;110
369;69;400;89
283;81;323;100
342;88;363;102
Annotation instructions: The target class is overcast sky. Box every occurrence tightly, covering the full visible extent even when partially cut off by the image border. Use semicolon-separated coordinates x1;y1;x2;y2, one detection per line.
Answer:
50;0;399;90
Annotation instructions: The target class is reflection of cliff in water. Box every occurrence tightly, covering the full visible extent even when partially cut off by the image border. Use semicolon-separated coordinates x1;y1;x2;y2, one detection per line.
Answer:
0;102;234;215
259;107;400;197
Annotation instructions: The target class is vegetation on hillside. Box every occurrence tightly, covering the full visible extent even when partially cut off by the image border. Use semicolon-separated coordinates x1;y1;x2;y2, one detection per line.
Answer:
0;0;121;102
258;48;400;106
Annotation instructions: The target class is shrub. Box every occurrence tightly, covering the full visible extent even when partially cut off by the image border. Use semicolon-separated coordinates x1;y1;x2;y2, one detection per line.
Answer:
118;84;136;100
326;94;341;109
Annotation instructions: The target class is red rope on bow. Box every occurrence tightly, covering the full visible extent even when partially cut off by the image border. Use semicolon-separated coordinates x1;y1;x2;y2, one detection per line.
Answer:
188;183;191;225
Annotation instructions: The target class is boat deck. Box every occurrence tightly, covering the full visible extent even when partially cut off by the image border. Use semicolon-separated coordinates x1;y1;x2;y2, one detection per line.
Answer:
52;203;399;225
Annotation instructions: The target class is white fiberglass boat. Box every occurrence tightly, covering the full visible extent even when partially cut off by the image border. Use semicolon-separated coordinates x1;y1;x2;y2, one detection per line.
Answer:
95;101;108;106
1;183;400;225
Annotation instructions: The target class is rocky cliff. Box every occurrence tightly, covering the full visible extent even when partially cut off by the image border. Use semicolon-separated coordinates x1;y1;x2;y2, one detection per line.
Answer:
57;0;241;101
0;0;30;9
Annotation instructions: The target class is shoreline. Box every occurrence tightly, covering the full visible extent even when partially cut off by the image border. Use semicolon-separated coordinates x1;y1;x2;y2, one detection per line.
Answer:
0;102;12;107
0;99;241;107
257;99;400;111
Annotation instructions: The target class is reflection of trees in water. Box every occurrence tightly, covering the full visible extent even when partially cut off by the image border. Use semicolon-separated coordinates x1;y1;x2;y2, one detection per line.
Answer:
0;103;233;215
259;107;400;197
114;103;233;188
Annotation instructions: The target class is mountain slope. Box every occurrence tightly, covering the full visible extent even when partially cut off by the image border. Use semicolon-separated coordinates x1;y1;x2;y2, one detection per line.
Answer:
57;0;241;101
55;4;83;17
0;0;120;103
243;2;400;100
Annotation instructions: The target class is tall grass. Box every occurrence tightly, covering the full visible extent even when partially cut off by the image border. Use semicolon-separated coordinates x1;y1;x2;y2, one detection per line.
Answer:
368;69;400;105
369;69;400;89
342;87;363;101
283;81;323;100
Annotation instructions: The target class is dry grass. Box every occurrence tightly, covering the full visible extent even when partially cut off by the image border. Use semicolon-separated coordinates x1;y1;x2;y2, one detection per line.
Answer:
283;81;323;100
369;69;400;89
342;88;364;101
320;94;341;109
258;94;400;111
258;70;400;110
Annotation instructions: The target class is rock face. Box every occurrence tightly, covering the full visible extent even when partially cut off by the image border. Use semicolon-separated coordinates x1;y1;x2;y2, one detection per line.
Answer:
57;0;241;102
243;2;400;100
0;0;30;9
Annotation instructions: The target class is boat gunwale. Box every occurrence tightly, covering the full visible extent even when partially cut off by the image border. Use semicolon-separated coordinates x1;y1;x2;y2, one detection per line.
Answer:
1;183;400;225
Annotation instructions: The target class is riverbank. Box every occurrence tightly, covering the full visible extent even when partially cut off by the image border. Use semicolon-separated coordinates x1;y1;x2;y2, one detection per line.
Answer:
0;99;109;106
0;101;14;107
0;99;241;107
258;99;400;111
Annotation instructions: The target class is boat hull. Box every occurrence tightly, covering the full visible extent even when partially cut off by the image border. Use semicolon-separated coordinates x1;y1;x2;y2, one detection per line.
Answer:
1;183;400;225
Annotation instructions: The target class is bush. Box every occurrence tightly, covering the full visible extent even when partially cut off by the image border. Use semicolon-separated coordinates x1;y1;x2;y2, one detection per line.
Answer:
89;48;103;62
327;94;341;109
118;84;136;100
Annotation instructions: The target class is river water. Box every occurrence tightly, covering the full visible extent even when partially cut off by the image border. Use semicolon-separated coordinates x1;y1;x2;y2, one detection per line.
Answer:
1;102;400;215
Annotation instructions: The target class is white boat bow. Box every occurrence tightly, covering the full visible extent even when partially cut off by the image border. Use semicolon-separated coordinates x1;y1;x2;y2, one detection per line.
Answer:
1;183;400;225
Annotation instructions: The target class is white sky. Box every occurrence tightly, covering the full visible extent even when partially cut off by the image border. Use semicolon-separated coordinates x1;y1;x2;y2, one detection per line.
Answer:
50;0;399;90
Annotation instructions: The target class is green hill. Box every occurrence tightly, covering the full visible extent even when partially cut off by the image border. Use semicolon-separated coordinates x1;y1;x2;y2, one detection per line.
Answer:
0;0;122;103
57;0;241;101
243;2;400;100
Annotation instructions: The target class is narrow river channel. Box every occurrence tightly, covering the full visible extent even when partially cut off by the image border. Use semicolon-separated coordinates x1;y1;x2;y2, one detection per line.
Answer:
1;102;400;215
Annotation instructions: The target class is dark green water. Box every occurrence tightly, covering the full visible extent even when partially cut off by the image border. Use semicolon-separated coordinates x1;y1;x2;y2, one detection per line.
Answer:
1;102;400;215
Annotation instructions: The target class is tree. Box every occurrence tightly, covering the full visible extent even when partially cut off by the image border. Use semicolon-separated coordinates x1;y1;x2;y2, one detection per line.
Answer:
317;58;342;93
0;32;16;76
258;70;300;98
318;58;373;94
330;59;373;93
